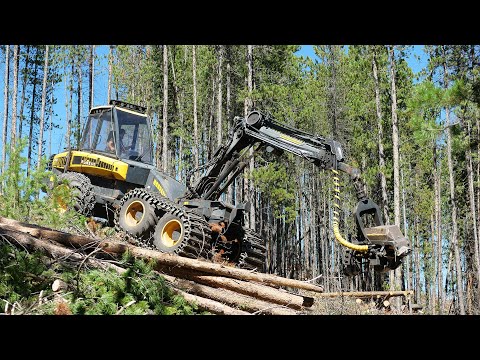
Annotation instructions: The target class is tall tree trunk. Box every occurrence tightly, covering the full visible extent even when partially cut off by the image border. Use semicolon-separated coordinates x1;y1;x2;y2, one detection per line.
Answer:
37;45;49;169
216;45;223;147
414;217;421;304
18;45;30;140
372;47;389;224
429;212;435;313
77;56;82;148
433;141;444;313
442;49;465;314
226;51;234;203
69;61;74;152
10;45;19;150
27;48;39;177
108;45;113;103
169;47;185;182
389;46;403;300
192;45;199;175
471;46;480;288
162;45;169;173
64;61;71;163
401;166;410;291
48;80;54;157
207;68;217;161
465;116;480;314
2;45;10;177
244;45;255;230
89;45;94;109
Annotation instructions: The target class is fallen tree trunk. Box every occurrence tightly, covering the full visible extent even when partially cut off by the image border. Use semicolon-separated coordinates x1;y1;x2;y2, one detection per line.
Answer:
1;223;308;315
0;225;254;315
162;274;300;315
99;241;324;293
168;269;314;310
0;217;324;293
0;226;124;273
169;287;251;315
0;216;99;248
315;290;413;299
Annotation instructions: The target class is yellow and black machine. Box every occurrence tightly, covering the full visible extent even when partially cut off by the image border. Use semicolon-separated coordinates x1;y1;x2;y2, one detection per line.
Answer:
47;100;411;274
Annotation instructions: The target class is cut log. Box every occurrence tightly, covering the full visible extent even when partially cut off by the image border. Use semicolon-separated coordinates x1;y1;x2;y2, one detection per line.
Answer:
52;279;68;292
169;287;250;315
315;290;413;298
162;274;300;315
1;216;324;293
167;268;313;310
0;216;99;248
99;241;324;293
0;226;126;274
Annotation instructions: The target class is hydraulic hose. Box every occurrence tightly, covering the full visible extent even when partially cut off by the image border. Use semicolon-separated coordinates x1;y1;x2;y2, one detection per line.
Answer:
331;169;369;253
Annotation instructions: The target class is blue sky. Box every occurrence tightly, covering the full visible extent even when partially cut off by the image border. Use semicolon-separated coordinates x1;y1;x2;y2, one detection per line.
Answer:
0;45;429;163
295;45;428;79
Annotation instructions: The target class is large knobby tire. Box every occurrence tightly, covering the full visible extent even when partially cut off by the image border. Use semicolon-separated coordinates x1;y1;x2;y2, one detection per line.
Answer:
152;214;186;253
53;172;95;216
116;189;158;238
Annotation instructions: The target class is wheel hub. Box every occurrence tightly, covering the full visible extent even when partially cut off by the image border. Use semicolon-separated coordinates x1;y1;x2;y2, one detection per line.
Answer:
161;219;183;247
125;201;145;227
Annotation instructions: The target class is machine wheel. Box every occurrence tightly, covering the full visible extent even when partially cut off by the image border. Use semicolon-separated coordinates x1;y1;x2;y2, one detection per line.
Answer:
115;188;158;238
53;172;95;216
153;214;186;253
151;202;212;259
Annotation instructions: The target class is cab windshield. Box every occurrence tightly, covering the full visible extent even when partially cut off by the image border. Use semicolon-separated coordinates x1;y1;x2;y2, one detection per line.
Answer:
80;106;154;165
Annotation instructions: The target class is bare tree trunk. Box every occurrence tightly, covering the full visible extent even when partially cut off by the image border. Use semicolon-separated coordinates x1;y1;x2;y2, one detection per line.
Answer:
48;80;54;157
64;61;71;158
37;45;49;169
372;47;389;224
18;45;30;140
27;48;39;177
226;51;234;203
442;49;465;315
216;45;223;147
429;212;436;313
244;45;255;229
10;45;19;150
401;166;410;292
477;116;480;269
69;61;74;151
2;45;10;177
388;46;402;300
445;247;453;309
89;45;94;109
169;48;185;182
77;55;82;148
466;116;480;314
108;45;113;103
192;45;199;175
478;115;480;262
414;218;421;304
162;45;168;173
433;141;444;313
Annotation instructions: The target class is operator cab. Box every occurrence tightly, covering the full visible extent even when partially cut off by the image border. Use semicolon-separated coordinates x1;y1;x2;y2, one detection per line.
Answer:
80;100;154;165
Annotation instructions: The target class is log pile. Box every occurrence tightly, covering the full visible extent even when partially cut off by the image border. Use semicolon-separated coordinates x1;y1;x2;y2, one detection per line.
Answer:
0;216;318;315
0;216;413;315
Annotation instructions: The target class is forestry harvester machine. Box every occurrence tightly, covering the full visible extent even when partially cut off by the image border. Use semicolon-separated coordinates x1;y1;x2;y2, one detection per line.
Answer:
47;100;411;275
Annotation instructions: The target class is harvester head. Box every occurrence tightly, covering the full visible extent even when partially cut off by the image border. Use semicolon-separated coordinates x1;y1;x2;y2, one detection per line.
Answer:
343;198;412;275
